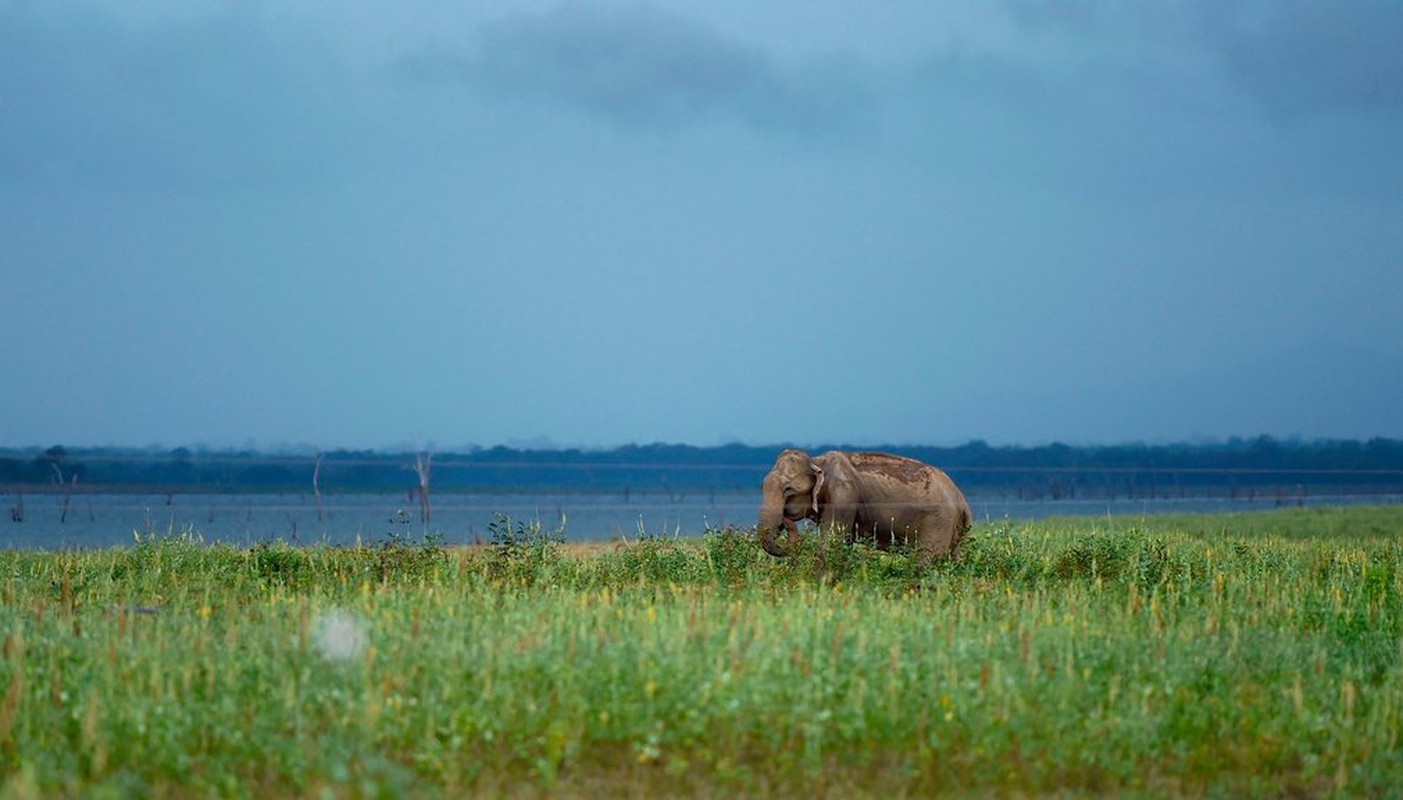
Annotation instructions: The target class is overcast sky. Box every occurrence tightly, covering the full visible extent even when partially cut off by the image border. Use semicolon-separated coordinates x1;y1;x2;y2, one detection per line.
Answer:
3;1;1401;450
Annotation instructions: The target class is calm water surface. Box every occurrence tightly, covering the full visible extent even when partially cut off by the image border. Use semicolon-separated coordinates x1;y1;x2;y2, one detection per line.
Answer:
3;490;1400;550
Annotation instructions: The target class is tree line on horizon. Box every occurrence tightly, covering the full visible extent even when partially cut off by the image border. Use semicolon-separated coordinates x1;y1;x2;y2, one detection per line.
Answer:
3;437;1403;500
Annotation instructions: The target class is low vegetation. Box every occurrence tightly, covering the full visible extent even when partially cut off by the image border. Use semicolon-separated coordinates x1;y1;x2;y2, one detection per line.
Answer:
1;507;1401;797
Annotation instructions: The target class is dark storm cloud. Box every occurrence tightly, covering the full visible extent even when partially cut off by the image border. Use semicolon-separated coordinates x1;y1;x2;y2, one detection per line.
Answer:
406;4;871;135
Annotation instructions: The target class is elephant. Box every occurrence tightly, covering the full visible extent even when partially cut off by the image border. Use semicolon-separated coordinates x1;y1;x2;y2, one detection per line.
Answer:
757;449;973;563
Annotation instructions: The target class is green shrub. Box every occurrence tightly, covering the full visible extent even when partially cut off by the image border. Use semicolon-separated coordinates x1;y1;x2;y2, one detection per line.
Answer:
484;514;564;586
702;525;758;586
250;543;311;588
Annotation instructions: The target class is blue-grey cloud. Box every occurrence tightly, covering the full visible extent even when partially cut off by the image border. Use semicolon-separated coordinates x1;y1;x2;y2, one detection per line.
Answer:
909;1;1403;208
1204;1;1403;118
404;4;872;135
1001;0;1403;119
0;6;339;190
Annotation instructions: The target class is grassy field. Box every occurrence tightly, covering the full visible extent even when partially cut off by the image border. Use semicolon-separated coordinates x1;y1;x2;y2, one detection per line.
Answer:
1;507;1401;797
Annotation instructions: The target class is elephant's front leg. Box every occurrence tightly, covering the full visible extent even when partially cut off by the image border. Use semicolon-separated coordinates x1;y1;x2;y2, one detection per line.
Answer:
808;504;852;581
819;505;858;561
818;503;858;545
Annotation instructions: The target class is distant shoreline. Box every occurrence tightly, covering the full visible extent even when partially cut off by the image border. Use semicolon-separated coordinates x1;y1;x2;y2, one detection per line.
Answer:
4;438;1402;499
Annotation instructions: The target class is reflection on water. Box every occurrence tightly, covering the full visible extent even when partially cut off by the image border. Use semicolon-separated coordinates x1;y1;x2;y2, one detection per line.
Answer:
2;490;1401;550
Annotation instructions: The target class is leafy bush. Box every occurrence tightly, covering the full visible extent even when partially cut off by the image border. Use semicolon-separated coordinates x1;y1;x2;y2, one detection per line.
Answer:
702;525;757;586
484;514;564;586
610;537;706;585
372;532;451;584
1050;530;1132;580
250;542;312;588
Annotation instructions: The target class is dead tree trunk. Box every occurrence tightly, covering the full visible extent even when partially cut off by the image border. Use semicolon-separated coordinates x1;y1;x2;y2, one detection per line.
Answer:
313;450;325;521
413;451;432;525
59;474;76;524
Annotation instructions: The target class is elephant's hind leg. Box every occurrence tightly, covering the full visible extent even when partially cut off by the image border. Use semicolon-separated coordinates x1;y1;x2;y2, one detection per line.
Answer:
915;512;961;565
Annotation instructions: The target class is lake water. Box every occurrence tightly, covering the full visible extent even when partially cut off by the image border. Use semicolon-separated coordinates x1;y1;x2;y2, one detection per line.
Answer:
4;490;1401;550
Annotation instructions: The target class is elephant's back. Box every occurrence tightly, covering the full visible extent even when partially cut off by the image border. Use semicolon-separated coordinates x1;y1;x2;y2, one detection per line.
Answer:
845;451;933;481
846;451;967;506
846;452;956;488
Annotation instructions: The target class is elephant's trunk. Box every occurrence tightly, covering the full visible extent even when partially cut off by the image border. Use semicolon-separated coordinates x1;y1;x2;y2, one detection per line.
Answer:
757;485;791;557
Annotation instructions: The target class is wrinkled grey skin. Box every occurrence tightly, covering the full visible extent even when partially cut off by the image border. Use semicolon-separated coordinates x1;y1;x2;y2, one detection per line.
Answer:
757;449;972;564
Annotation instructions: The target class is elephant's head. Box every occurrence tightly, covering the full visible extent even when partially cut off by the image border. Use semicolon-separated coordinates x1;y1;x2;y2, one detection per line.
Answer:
757;449;824;557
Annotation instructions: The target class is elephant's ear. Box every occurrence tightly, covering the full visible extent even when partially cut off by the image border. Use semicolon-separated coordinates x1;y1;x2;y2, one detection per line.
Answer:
810;463;824;515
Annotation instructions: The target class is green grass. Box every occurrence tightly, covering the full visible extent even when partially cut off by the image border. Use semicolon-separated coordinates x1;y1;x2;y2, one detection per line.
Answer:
2;507;1402;797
